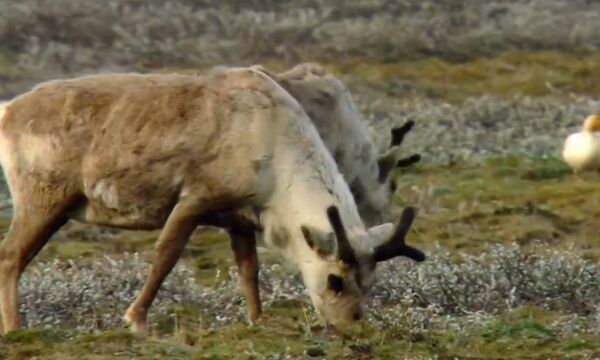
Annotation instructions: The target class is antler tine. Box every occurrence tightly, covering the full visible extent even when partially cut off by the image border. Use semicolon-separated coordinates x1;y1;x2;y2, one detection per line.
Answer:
390;120;415;148
373;207;425;263
396;154;421;168
326;206;358;265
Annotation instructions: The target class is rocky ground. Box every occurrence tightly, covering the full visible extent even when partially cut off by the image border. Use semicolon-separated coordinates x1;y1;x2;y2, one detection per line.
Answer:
2;0;600;359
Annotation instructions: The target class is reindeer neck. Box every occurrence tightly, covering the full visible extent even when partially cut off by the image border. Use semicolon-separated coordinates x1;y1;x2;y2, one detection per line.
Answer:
261;137;364;263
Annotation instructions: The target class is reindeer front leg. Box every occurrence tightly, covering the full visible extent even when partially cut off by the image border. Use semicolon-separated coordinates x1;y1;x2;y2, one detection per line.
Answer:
124;198;207;334
230;230;262;321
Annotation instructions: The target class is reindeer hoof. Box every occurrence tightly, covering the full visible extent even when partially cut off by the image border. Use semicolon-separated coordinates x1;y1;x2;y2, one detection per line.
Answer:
124;307;148;334
248;310;262;323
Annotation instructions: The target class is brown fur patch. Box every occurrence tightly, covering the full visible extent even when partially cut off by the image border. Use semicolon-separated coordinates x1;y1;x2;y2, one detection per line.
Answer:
1;70;289;229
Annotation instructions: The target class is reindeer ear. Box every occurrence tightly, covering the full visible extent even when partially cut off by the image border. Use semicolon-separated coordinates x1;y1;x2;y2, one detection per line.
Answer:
301;225;335;257
372;207;426;263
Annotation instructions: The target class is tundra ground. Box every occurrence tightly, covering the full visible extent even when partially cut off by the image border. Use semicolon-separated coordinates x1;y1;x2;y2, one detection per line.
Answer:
2;157;600;360
2;1;600;358
2;55;600;358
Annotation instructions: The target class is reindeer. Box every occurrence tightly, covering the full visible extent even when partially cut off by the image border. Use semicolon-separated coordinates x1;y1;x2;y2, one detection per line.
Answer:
0;68;424;334
221;63;421;224
200;63;422;321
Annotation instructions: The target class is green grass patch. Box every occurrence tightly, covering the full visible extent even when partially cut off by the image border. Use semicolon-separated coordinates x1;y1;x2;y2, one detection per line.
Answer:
0;52;20;78
2;156;600;358
482;319;556;343
327;50;600;103
159;50;600;103
562;339;596;351
3;310;600;359
394;156;600;257
3;328;68;345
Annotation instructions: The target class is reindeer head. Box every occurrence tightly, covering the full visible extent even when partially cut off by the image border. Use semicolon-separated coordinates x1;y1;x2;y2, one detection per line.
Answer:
299;205;424;327
352;121;421;224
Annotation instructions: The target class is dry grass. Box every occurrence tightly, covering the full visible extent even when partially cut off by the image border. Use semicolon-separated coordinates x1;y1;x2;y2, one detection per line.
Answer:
0;158;599;358
330;51;600;103
2;0;600;98
1;0;600;358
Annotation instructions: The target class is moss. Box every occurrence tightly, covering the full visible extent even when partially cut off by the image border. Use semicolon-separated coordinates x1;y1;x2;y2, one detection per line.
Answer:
157;50;600;104
3;328;67;344
2;318;600;359
0;52;20;77
11;346;44;360
80;329;137;342
3;156;600;358
186;230;234;286
392;156;600;258
325;51;600;103
562;339;596;351
110;233;159;253
43;240;107;260
481;319;556;343
521;158;572;181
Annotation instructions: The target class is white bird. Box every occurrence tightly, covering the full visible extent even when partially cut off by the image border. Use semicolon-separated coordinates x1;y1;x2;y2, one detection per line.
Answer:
562;114;600;173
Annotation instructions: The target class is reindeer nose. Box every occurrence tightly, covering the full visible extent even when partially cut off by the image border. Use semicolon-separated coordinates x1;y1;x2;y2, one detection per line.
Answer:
353;311;362;321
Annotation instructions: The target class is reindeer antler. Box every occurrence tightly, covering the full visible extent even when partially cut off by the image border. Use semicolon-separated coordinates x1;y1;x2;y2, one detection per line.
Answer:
373;207;425;263
326;206;358;265
390;120;415;148
396;154;421;168
378;120;421;181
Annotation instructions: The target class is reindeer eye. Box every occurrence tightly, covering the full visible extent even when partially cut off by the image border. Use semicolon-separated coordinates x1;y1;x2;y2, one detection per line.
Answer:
327;274;344;294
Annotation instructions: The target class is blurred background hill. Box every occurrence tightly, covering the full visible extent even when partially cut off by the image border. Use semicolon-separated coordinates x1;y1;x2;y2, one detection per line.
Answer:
3;2;600;359
2;0;600;97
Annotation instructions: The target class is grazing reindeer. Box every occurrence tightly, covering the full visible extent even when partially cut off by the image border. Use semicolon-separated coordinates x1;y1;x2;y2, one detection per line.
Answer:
223;63;421;223
202;63;422;321
0;68;424;333
260;63;420;223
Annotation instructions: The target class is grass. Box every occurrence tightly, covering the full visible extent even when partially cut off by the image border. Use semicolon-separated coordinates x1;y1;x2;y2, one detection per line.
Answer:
326;50;600;103
1;156;600;358
395;156;600;259
3;309;599;359
6;48;600;105
19;155;598;261
159;50;600;105
0;52;19;78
